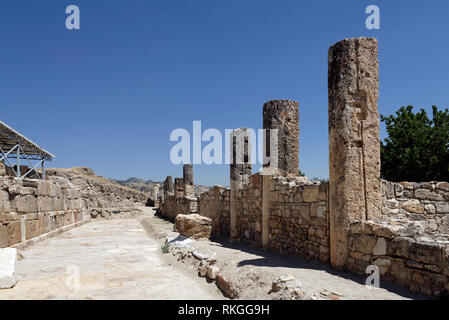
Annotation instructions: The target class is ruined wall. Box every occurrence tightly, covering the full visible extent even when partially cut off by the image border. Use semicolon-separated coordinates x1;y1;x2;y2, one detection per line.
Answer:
159;195;198;221
198;186;230;236
233;174;262;245
0;170;149;248
347;220;449;296
268;177;329;262
0;177;85;248
381;180;449;232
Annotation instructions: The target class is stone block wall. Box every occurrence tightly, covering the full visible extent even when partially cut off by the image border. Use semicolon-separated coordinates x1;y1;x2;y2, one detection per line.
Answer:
347;220;449;296
233;174;263;245
159;195;198;221
381;180;449;233
231;174;330;262
268;177;329;262
198;186;230;236
0;172;149;248
0;177;85;248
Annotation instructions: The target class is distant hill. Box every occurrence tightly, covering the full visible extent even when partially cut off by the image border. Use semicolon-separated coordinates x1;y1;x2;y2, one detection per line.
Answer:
112;177;210;197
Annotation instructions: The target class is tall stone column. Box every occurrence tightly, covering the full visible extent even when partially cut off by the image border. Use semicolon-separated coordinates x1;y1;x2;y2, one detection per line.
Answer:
163;176;174;198
174;178;184;197
153;184;160;208
328;37;381;270
229;128;252;239
263;100;299;177
183;164;195;198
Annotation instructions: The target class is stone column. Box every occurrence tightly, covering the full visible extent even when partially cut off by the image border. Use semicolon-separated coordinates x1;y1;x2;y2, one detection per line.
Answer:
174;178;184;197
153;184;160;208
328;37;381;270
183;164;195;198
163;176;174;198
263;100;299;177
229;128;252;239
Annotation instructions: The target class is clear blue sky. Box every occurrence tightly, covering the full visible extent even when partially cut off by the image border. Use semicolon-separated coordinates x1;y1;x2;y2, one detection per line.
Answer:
1;0;448;186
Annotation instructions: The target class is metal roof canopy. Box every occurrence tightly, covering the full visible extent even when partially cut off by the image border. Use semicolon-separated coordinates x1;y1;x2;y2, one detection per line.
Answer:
0;120;54;179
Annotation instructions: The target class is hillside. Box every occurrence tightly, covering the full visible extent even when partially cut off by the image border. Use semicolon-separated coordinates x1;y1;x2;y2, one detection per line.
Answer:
113;177;210;197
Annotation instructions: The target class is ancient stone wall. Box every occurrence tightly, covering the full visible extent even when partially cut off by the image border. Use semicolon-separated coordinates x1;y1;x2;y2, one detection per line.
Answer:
198;186;230;236
381;180;449;232
268;177;329;262
0;170;149;248
233;174;263;245
230;128;252;239
153;37;449;297
347;220;449;296
158;195;198;221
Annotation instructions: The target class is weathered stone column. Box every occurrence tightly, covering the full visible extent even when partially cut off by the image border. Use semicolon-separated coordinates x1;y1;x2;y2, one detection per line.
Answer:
328;37;381;270
174;178;184;197
263;100;299;177
183;164;195;198
229;128;252;239
163;176;174;198
153;184;160;208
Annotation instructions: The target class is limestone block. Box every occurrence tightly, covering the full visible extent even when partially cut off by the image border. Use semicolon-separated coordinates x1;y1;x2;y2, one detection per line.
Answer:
373;237;387;255
216;274;239;299
0;248;17;289
175;214;212;240
401;199;424;214
415;189;430;200
349;235;376;255
303;185;319;202
435;202;449;214
206;265;220;280
37;180;50;196
6;221;21;246
409;242;445;265
386;199;399;209
0;190;10;213
424;204;436;214
25;219;39;240
395;183;404;197
436;182;449;192
373;258;391;276
0;224;7;248
384;182;395;199
399;181;413;190
13;195;37;213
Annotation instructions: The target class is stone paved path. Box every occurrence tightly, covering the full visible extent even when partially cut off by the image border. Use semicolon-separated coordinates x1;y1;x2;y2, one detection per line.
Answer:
0;218;223;300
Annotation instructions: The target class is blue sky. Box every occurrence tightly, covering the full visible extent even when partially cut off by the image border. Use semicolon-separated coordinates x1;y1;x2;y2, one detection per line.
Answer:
1;0;448;186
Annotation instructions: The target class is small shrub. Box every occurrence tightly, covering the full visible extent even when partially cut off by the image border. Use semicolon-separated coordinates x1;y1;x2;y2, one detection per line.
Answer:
161;243;169;254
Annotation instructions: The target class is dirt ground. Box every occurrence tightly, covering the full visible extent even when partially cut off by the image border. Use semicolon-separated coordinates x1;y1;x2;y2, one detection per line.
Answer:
142;208;430;300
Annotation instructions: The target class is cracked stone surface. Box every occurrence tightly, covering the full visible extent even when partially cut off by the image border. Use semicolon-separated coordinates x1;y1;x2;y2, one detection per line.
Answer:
0;212;223;300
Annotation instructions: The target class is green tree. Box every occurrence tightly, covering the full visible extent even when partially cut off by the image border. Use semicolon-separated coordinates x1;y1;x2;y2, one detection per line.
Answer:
380;105;449;182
